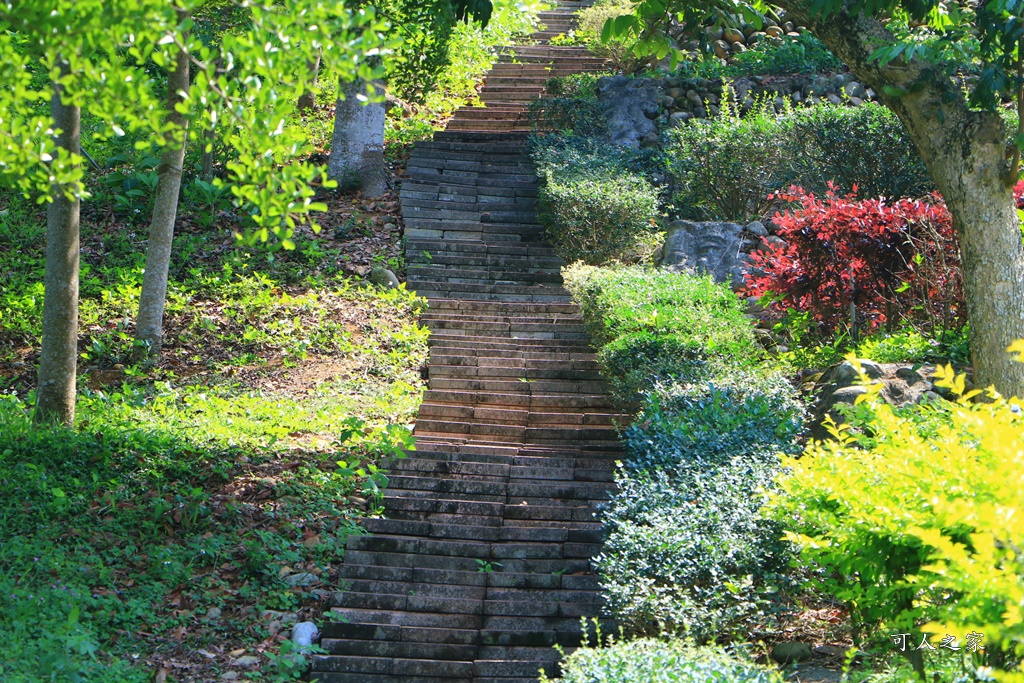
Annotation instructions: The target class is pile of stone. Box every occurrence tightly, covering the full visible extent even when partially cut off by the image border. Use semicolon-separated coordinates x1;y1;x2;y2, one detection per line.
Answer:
597;72;878;147
698;20;804;59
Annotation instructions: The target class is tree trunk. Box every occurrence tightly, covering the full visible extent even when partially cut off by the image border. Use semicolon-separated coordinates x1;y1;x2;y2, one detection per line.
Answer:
776;2;1024;396
34;69;81;426
328;69;388;197
298;50;321;112
135;22;191;358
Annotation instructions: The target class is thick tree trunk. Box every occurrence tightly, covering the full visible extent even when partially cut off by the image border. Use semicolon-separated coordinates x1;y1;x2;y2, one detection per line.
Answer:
776;3;1024;396
298;50;321;112
135;26;190;358
34;72;81;426
328;72;388;197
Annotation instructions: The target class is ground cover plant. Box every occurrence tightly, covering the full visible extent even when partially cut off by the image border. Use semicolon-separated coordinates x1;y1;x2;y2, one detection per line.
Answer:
0;190;429;681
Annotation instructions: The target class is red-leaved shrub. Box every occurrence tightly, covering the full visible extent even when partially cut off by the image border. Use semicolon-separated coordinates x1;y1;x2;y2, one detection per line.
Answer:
744;185;964;339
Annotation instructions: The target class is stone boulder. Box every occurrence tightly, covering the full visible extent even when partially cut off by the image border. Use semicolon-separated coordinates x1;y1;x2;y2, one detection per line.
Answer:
655;220;745;286
807;359;938;438
597;75;661;148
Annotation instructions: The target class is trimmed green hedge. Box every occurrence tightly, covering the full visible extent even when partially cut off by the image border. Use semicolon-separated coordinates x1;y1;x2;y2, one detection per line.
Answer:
542;639;784;683
563;264;801;641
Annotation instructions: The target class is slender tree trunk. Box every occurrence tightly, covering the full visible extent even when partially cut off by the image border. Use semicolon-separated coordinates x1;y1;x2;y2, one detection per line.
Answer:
135;19;191;358
298;49;321;112
328;62;388;197
34;69;81;426
200;124;215;181
776;3;1024;396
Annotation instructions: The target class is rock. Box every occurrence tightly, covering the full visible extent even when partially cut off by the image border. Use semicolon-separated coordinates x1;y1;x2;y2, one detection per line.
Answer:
810;361;938;437
723;27;745;43
284;572;318;587
712;40;730;59
746;221;768;237
640;132;660;148
730;42;746;54
369;266;400;289
783;21;796;32
383;221;397;231
669;111;691;127
220;673;239;681
205;607;222;619
832;359;885;384
765;25;784;38
232;655;260;667
827;93;842;106
747;31;765;45
849;96;864;107
597;75;661;148
261;610;299;625
658;95;676;109
771;642;813;664
844;81;867;99
656;220;746;287
293;621;320;653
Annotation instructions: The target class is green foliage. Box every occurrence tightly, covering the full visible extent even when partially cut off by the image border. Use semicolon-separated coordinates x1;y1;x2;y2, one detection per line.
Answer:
667;101;931;220
675;34;842;80
534;138;663;265
538;173;659;265
667;99;795;220
0;0;387;251
562;264;758;357
577;0;648;73
383;0;542;144
542;636;784;683
772;361;1024;679
564;265;799;641
787;104;932;200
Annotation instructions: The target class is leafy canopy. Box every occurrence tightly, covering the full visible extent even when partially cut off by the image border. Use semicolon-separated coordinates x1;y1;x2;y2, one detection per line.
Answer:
606;0;1024;111
0;0;387;250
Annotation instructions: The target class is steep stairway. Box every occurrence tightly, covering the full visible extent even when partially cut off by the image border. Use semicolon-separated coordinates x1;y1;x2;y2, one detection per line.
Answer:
310;4;619;682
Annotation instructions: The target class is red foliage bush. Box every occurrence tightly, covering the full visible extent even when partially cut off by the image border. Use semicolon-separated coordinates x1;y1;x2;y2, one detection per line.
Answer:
744;185;965;339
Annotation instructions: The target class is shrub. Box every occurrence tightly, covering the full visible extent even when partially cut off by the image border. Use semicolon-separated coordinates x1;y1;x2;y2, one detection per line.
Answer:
597;331;711;406
596;461;791;641
564;265;799;641
562;264;759;359
675;34;841;80
667;103;797;221
533;138;662;265
667;102;932;221
542;638;784;683
744;186;965;341
788;103;932;200
622;374;803;472
576;0;647;73
538;172;659;265
771;362;1024;677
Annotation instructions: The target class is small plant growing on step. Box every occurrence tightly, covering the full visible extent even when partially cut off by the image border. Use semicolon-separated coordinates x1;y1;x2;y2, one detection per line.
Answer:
476;559;502;573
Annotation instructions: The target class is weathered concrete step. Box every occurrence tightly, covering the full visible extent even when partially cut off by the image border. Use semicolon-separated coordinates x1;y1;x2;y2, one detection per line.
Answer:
410;268;562;285
409;254;563;269
418;389;613;411
426;378;606;394
360;519;606;545
310;653;474;677
406;239;557;257
383;474;614;501
424;298;578;312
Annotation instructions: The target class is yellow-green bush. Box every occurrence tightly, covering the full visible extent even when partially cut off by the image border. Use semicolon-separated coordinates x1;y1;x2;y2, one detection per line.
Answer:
771;359;1024;679
576;0;647;73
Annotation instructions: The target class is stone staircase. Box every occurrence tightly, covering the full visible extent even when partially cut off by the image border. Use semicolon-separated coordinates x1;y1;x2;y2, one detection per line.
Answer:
310;4;620;682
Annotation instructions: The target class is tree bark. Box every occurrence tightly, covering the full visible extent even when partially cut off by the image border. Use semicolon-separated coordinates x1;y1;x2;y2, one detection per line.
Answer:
775;2;1024;396
328;68;388;197
135;20;191;358
34;69;81;426
298;49;321;112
